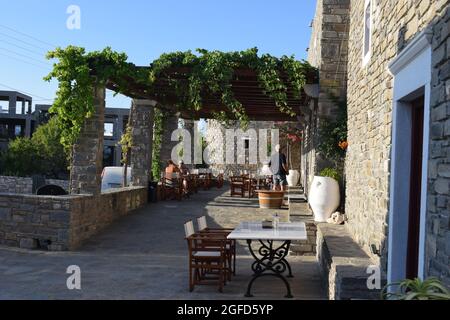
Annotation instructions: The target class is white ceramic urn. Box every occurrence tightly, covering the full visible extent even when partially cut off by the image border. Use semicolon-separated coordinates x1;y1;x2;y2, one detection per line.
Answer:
308;176;340;222
286;170;300;187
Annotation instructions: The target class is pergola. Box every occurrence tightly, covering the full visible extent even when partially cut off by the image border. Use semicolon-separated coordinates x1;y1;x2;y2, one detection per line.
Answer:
70;64;319;195
106;66;319;121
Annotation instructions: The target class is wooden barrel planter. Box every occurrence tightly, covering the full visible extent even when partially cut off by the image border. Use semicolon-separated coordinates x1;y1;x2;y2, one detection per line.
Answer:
256;190;285;209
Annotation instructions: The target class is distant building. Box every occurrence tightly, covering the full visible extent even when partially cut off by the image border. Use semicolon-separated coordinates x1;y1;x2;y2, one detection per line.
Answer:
0;91;129;167
35;105;130;167
0;91;34;152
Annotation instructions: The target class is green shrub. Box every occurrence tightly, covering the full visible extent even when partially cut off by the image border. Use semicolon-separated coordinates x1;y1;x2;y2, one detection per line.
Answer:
319;168;341;182
382;278;450;300
0;117;68;178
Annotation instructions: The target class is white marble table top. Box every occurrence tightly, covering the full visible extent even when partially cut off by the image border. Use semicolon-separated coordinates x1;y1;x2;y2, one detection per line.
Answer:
227;222;307;241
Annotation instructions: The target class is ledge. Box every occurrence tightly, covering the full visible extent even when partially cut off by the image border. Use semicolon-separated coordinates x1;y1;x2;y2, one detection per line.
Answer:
317;223;385;300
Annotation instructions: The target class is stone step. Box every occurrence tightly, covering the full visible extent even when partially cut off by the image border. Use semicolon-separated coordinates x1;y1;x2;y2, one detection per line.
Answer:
285;193;307;206
289;202;313;217
288;186;304;193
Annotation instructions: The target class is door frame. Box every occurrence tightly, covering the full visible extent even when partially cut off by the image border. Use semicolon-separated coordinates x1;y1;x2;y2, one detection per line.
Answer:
387;29;432;284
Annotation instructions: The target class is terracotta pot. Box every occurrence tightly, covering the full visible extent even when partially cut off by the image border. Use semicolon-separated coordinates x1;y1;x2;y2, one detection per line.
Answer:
257;191;285;209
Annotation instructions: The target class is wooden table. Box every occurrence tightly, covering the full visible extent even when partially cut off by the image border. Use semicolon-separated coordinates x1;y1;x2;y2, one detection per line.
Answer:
228;222;307;298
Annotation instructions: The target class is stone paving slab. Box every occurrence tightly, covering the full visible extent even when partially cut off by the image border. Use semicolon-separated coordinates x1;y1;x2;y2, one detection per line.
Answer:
0;188;325;300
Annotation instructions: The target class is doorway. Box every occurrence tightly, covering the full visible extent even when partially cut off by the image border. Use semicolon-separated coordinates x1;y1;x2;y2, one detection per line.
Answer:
387;30;432;284
406;96;424;280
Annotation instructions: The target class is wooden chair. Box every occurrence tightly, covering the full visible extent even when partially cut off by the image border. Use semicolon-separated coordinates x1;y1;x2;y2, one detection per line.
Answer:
197;216;236;276
199;172;212;190
191;174;199;193
216;173;224;189
161;173;183;201
230;176;245;197
184;221;228;292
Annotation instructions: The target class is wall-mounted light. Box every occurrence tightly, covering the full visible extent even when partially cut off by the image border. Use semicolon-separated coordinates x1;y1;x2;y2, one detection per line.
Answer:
370;244;381;257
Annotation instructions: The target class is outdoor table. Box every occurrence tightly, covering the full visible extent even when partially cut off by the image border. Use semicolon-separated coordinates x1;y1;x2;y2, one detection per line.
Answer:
227;222;307;298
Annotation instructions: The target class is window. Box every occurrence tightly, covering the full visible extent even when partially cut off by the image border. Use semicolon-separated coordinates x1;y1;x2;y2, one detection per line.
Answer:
103;146;115;167
14;125;22;137
363;0;372;66
244;138;250;150
104;123;114;138
0;101;8;113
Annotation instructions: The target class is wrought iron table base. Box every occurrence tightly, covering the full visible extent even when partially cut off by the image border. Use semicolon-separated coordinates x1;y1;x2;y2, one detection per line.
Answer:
244;239;294;298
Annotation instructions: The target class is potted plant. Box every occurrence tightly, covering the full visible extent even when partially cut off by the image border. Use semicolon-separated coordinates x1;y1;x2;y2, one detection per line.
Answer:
308;168;341;222
382;277;450;300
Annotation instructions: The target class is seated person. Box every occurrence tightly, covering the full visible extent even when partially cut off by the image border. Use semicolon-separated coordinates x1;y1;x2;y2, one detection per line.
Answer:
165;160;180;187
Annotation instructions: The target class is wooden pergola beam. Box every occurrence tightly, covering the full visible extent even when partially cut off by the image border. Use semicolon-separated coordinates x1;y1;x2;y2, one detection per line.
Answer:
105;65;317;121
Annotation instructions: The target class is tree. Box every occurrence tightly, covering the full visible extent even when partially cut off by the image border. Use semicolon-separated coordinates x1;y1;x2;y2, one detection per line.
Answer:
0;117;69;178
32;117;69;178
0;137;37;177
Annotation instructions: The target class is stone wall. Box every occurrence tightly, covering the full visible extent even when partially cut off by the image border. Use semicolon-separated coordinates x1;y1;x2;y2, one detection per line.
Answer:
304;0;350;193
130;100;155;185
45;179;70;192
346;0;450;282
159;115;180;173
426;4;450;286
0;187;147;251
70;86;105;195
316;223;384;300
69;187;147;249
205;120;301;179
0;176;33;194
0;176;69;194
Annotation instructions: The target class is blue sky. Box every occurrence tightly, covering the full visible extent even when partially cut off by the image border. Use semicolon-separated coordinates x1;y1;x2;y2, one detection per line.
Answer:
0;0;317;109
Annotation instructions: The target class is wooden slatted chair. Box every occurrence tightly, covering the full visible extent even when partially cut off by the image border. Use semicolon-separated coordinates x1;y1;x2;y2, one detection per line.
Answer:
230;176;245;197
197;216;236;276
216;173;224;189
184;221;228;292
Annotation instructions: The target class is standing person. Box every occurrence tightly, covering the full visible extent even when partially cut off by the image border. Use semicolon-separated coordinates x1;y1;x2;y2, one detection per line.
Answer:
178;160;189;175
178;160;190;196
268;144;288;191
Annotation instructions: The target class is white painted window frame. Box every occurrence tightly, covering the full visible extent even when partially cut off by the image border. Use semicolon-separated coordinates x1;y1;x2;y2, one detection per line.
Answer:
362;0;373;66
387;29;433;285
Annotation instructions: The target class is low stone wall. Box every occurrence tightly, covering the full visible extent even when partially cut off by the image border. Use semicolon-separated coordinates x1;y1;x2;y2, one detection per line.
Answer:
45;179;70;192
69;187;147;249
316;223;385;300
0;176;33;194
0;176;69;194
0;187;147;251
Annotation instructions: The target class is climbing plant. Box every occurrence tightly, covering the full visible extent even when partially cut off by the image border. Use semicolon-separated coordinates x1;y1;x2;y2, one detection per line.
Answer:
318;95;348;161
151;108;167;180
45;46;316;152
44;46;143;152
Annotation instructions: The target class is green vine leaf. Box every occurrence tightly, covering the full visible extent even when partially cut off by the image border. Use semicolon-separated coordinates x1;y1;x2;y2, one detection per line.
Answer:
45;46;316;155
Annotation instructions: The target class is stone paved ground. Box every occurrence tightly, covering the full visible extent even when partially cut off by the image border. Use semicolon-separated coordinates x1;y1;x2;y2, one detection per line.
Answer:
0;188;325;300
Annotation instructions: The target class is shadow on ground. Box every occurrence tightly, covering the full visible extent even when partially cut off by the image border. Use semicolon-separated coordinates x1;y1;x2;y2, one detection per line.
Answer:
0;188;325;300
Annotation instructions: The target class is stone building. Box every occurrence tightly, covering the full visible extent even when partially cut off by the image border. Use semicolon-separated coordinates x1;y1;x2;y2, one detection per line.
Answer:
303;0;350;193
204;120;301;178
35;104;130;167
310;0;450;287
